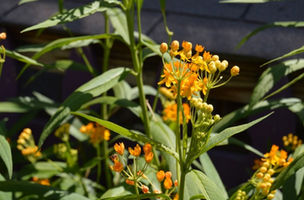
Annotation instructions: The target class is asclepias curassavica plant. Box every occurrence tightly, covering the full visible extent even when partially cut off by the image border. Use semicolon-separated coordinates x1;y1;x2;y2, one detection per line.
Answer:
0;0;304;200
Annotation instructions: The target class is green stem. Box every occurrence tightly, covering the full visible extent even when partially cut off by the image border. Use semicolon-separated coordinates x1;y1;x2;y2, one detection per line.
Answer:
176;80;182;183
179;169;187;200
160;8;173;44
96;143;101;183
125;3;151;139
103;140;112;188
77;47;97;77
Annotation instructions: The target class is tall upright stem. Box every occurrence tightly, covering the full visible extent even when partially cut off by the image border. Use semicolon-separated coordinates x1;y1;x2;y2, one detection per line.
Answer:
175;80;182;183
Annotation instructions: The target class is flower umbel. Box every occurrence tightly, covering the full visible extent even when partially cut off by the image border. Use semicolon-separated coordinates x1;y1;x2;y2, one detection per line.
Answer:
80;122;110;145
17;128;41;163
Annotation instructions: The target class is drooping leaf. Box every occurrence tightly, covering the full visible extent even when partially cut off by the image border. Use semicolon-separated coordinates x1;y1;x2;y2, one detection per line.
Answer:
0;181;91;200
0;102;32;113
188;170;227;200
113;80;132;100
21;0;122;33
202;113;272;153
261;46;304;67
107;8;130;45
235;22;304;49
200;153;228;199
38;67;130;148
271;151;304;190
221;0;288;3
262;72;304;101
18;0;41;5
17;33;123;78
249;59;304;110
0;48;44;67
226;137;264;157
71;112;179;161
0;121;13;179
81;96;138;110
213;98;301;133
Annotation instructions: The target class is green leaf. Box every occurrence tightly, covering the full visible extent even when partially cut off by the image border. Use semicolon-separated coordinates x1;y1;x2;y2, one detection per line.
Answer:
0;174;12;200
235;22;304;49
99;186;131;199
0;102;32;113
0;48;44;67
262;46;304;67
271;151;304;190
21;0;122;32
199;153;228;199
202;113;272;153
18;0;41;5
288;102;304;126
221;0;288;3
213;98;301;133
38;67;130;149
249;59;304;110
262;72;304;101
0;181;91;200
81;96;138;110
130;85;157;100
113;80;132;100
0;121;13;179
16;33;123;79
80;157;103;171
71;112;179;161
188;170;227;200
150;120;177;181
107;8;130;45
226;137;264;157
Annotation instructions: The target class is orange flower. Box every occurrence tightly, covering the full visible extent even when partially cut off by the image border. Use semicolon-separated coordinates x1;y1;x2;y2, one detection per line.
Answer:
162;102;191;124
157;170;165;182
182;41;192;53
126;179;134;185
80;123;110;145
143;143;152;154
173;193;179;200
158;63;176;87
128;144;141;157
114;142;125;156
164;177;173;190
145;152;154;164
109;159;124;172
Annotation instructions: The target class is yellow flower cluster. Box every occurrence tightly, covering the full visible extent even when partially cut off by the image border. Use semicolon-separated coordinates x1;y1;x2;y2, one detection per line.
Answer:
162;101;191;124
80;122;110;145
158;40;240;100
249;145;293;199
54;123;70;142
110;143;155;195
17;128;41;163
234;190;248;200
282;133;303;152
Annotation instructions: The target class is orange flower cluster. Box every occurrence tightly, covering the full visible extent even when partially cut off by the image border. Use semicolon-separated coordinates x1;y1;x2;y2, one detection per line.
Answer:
156;170;178;193
162;102;191;124
32;177;50;186
262;144;293;167
17;128;41;163
158;40;240;100
80;122;110;145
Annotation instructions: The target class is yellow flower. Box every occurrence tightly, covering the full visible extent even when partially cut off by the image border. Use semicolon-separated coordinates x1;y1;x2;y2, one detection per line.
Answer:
128;144;141;157
162;102;191;124
114;142;125;156
158;63;177;87
109;159;124;172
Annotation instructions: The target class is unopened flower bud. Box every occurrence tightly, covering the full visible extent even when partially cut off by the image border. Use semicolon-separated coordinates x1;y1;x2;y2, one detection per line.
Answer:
209;63;217;74
0;32;6;40
267;194;275;199
165;171;172;179
182;41;192;53
214;114;221;123
160;42;168;54
126;179;134;185
211;55;219;61
218;63;227;72
230;66;240;76
171;40;179;52
206;104;213;113
142;185;149;193
157;170;165;182
186;50;192;59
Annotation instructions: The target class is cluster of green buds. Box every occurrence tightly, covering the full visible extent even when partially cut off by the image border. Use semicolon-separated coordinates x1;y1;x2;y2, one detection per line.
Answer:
54;123;78;167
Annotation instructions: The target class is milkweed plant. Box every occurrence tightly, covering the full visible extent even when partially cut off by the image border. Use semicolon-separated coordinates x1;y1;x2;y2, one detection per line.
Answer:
0;0;304;200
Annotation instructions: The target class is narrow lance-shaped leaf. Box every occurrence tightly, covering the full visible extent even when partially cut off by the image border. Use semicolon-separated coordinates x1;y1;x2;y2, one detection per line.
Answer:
21;0;123;33
235;21;304;49
17;33;124;79
271;151;304;190
199;153;228;199
38;67;130;148
188;170;227;200
71;112;179;161
249;59;304;111
0;181;90;200
202;113;272;153
107;8;130;45
0;48;44;67
0;121;13;179
261;45;304;67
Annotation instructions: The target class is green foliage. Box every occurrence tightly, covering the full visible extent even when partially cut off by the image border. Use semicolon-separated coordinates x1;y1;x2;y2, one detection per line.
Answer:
0;121;13;179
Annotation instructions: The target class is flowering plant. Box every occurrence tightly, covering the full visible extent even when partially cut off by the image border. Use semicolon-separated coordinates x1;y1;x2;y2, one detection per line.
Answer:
0;0;304;200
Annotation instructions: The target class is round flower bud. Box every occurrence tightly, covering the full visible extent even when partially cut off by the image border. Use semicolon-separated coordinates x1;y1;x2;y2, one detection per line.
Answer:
0;32;6;40
231;66;240;76
209;64;217;74
214;114;221;123
206;104;214;113
174;180;178;187
267;194;275;200
171;40;179;52
218;63;227;72
198;98;203;103
157;170;165;182
263;162;270;168
186;50;192;59
160;42;168;54
211;55;219;61
256;172;264;179
222;60;228;68
267;169;275;175
260;166;267;173
215;60;221;68
165;171;172;179
142;185;149;193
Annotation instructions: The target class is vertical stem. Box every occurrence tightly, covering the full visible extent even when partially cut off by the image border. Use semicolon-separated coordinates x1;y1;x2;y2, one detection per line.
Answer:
179;170;186;200
175;80;182;183
96;143;101;183
125;3;151;139
103;140;112;188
